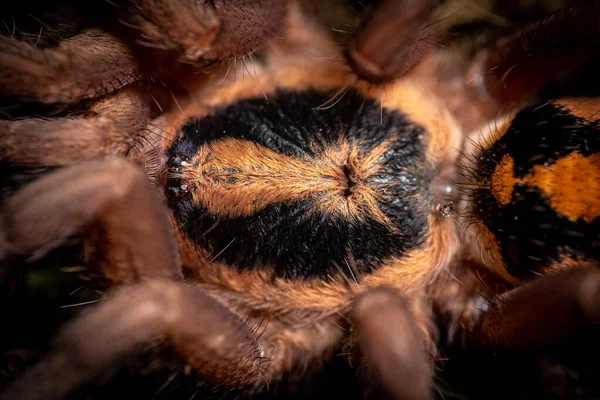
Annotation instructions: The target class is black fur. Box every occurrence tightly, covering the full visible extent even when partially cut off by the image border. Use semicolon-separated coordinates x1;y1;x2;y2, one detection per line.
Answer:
472;102;600;279
167;89;432;280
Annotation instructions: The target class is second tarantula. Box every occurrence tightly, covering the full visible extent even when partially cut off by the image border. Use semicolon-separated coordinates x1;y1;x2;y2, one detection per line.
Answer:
1;0;599;399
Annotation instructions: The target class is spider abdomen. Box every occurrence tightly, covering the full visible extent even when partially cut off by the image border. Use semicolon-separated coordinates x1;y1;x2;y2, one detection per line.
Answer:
472;101;600;279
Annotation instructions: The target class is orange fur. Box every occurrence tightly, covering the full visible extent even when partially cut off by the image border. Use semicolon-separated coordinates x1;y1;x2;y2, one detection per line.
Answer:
490;153;600;223
356;81;462;167
553;98;600;122
540;254;598;275
179;136;397;226
490;154;518;206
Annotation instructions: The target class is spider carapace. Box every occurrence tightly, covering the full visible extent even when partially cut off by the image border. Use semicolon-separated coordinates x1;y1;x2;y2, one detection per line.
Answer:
165;90;431;280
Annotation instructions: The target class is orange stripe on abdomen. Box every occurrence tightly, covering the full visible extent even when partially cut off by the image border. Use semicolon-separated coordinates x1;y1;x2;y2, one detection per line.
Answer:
490;152;600;223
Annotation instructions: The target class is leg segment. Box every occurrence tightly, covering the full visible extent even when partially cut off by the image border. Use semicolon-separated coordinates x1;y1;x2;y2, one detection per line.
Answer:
0;280;264;400
347;0;440;84
0;89;151;167
129;0;287;62
475;1;600;110
352;288;434;400
0;29;139;104
474;268;600;349
0;118;129;167
0;157;181;283
123;0;220;61
206;0;287;60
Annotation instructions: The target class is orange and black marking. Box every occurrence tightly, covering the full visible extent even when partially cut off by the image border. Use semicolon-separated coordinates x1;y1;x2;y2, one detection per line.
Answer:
166;89;433;279
472;101;600;279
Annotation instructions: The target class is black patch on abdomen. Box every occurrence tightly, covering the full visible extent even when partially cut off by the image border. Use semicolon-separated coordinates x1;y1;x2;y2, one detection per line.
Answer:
167;89;432;280
472;103;600;279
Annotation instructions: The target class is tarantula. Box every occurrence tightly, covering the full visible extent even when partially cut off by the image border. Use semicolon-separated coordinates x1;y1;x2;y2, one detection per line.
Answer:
0;0;599;399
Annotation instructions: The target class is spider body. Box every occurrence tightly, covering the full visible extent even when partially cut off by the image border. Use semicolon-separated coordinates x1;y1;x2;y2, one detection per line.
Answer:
0;1;599;399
